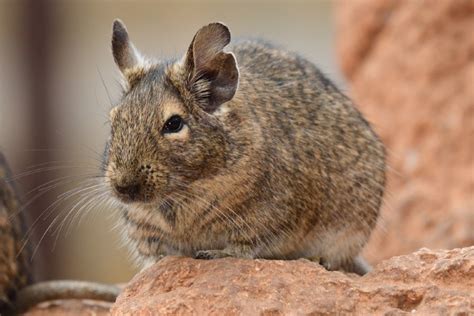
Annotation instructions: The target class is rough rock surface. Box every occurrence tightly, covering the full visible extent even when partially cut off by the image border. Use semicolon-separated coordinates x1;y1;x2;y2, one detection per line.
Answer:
112;248;473;315
335;0;474;263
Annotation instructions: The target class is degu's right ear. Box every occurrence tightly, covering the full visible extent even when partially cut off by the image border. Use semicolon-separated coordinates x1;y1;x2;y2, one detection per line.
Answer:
111;19;143;75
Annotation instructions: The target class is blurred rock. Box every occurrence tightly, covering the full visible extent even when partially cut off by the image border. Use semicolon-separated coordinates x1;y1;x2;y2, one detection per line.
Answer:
335;0;474;262
112;249;473;315
24;299;112;316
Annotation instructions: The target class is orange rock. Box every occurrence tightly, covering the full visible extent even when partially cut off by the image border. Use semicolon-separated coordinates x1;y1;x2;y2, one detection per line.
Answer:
112;248;473;315
335;0;474;263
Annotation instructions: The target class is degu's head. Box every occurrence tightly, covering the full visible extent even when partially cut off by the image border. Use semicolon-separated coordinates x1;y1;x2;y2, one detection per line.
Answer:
103;20;239;204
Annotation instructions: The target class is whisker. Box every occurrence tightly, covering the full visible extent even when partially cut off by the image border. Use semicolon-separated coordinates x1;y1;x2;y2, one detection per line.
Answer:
9;175;101;224
97;66;114;108
17;180;102;259
62;187;108;239
28;182;105;260
52;184;105;243
78;191;112;229
8;164;102;183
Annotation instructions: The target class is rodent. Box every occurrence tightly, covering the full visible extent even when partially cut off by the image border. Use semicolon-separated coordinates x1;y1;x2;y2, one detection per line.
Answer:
0;152;120;314
104;20;386;276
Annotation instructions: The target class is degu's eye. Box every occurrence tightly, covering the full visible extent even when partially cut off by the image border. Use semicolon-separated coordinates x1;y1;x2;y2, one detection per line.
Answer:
162;115;184;134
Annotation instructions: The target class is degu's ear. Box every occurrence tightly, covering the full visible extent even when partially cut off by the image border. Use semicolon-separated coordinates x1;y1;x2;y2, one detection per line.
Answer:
111;19;143;75
183;22;239;112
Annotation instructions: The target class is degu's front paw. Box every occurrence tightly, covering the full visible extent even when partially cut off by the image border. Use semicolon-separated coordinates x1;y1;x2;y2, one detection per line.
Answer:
307;255;332;270
194;249;231;260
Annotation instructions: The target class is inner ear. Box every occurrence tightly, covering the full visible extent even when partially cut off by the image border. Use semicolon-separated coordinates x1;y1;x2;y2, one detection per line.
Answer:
184;22;239;112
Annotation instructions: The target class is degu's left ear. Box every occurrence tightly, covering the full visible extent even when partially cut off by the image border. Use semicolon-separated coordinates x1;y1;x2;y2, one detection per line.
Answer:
111;19;143;75
183;22;239;112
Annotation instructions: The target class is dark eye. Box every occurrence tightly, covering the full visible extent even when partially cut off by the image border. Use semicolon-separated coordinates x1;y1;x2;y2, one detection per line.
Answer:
162;115;184;134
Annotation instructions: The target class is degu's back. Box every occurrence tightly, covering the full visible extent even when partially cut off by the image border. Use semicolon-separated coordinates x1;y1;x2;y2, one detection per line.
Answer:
216;39;386;268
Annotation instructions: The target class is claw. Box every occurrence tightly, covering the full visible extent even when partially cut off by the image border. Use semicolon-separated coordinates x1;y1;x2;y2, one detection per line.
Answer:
194;250;230;259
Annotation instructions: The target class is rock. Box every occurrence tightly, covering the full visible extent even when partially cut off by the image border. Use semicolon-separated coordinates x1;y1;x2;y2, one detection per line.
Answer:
24;299;112;316
112;247;474;315
335;0;474;263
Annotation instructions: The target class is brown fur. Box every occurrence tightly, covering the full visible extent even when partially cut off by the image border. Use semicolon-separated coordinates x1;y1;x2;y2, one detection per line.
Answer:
105;20;386;275
0;152;31;312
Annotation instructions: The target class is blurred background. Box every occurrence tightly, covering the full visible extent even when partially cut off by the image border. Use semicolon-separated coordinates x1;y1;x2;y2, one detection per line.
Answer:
0;0;472;284
0;1;341;283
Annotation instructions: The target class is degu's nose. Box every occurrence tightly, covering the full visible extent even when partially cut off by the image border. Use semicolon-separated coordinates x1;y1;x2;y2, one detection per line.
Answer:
113;180;141;201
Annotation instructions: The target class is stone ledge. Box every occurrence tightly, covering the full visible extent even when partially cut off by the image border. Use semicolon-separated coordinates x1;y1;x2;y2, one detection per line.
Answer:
110;247;473;315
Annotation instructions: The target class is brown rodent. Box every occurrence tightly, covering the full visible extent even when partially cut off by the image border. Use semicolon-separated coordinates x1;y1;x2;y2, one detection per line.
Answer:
104;19;386;276
0;152;120;314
